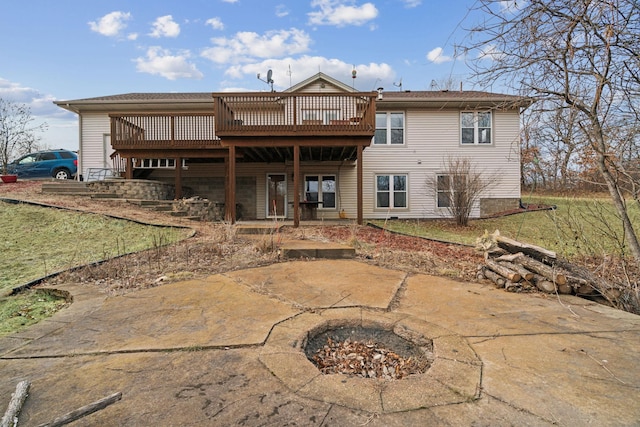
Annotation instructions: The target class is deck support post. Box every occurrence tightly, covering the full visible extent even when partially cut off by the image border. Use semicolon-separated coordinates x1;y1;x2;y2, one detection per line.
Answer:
357;144;363;225
125;157;133;180
293;144;300;228
225;145;236;223
174;157;182;199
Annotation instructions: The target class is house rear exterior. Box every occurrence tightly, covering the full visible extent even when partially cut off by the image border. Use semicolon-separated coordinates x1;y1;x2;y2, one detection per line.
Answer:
55;73;528;225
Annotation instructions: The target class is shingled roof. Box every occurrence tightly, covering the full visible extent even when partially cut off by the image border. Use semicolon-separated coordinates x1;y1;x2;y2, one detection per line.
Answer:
55;88;529;113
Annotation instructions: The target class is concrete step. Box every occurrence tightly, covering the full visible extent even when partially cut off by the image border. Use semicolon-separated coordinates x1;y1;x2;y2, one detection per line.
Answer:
235;224;282;235
41;182;91;194
90;193;119;199
128;200;174;207
280;240;355;259
152;205;174;212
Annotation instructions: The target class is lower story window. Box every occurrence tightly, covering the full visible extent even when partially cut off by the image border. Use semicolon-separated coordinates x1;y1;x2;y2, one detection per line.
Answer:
376;174;407;208
134;158;186;169
436;174;466;208
305;175;336;208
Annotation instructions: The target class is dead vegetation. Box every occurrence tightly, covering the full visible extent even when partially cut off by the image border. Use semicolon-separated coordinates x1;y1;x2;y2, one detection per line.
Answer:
2;181;635;315
310;336;430;380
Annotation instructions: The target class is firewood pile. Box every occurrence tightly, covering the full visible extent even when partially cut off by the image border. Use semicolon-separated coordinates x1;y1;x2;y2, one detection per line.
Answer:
311;337;429;380
476;230;622;302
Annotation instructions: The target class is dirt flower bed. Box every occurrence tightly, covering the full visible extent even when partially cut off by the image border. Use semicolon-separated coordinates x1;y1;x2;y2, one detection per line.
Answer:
289;225;482;281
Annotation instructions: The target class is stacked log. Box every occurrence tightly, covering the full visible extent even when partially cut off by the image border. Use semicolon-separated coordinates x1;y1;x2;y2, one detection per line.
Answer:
476;230;616;300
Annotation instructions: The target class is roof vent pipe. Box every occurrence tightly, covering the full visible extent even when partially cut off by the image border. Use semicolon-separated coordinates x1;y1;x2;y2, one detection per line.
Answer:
377;87;384;100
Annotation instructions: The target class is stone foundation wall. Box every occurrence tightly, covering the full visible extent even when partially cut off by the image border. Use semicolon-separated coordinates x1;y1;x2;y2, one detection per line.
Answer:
174;199;225;221
88;179;175;200
480;198;519;217
155;176;257;219
89;177;256;220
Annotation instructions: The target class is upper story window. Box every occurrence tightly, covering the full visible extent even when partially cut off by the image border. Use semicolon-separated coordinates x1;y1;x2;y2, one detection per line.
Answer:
461;111;492;144
302;109;340;124
374;112;404;145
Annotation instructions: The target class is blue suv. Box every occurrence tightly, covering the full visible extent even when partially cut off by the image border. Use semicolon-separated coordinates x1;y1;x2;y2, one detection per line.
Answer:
7;149;78;180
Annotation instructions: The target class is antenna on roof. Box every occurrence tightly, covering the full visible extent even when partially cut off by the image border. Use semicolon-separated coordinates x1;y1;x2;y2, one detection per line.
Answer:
257;69;275;92
393;78;403;91
352;66;357;88
430;79;439;91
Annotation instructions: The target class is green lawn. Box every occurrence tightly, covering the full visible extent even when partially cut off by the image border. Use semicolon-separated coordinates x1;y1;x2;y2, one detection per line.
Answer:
0;203;192;295
372;194;639;259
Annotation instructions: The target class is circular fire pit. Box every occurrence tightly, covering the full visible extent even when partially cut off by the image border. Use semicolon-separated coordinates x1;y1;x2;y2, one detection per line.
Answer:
305;325;432;380
259;308;483;414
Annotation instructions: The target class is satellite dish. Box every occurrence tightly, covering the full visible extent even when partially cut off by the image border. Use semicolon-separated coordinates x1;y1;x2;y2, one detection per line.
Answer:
258;69;275;91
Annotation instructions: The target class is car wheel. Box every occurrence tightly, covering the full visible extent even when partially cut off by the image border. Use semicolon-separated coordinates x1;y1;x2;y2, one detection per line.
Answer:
53;168;71;180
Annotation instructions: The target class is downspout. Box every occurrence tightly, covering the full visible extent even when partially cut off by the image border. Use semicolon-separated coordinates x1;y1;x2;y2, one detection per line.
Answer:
77;113;83;181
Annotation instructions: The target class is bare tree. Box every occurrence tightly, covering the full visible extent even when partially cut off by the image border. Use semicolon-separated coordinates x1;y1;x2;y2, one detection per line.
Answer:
0;98;47;175
426;157;496;226
460;0;640;262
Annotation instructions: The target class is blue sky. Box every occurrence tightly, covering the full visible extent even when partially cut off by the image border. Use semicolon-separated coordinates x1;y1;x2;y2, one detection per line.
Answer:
0;0;487;151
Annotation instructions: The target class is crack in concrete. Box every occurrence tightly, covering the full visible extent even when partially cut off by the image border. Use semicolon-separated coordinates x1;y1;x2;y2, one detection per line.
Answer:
386;272;410;312
0;343;262;360
483;391;562;426
467;328;640;343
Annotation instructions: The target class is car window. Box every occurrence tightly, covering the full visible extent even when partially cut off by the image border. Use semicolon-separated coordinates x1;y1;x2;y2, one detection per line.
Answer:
19;155;37;164
59;151;75;159
39;152;57;161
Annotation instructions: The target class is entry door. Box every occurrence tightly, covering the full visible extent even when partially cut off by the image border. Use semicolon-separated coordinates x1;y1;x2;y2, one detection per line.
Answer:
267;173;287;217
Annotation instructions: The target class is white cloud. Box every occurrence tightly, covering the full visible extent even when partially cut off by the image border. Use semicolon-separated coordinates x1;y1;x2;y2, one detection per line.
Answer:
308;0;378;27
135;47;203;80
222;0;239;3
206;17;224;30
401;0;422;7
149;15;180;38
275;4;290;17
201;28;311;64
477;44;503;61
224;56;394;91
426;47;453;64
88;11;132;38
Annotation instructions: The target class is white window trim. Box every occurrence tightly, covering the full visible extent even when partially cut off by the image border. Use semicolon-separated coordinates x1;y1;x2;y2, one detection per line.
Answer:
436;173;452;209
374;111;405;145
304;174;337;210
134;158;187;169
375;173;408;209
460;111;493;145
435;172;468;209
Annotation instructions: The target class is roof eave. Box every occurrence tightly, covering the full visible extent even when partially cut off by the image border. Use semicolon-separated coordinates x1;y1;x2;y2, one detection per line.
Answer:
54;98;215;113
377;97;531;109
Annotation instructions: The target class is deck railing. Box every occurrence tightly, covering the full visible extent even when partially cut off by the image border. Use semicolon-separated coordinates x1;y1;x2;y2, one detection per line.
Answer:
213;92;376;137
110;113;220;149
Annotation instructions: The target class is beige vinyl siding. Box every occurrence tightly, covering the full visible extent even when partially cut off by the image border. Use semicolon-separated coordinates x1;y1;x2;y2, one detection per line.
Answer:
362;108;521;219
76;100;521;221
153;162;356;220
79;113;111;178
297;82;344;93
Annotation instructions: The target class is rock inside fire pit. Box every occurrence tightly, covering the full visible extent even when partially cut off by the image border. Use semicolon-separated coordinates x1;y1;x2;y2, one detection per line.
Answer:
304;325;433;380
